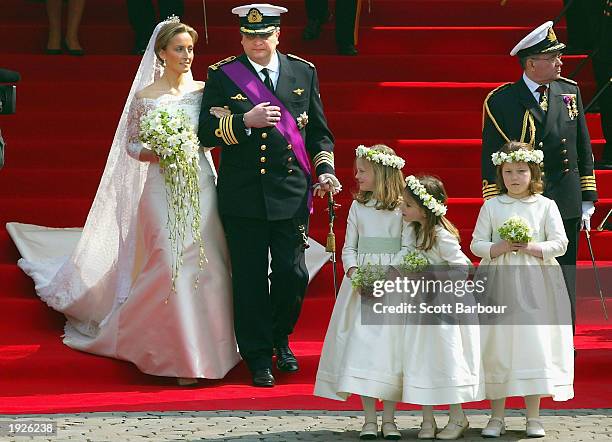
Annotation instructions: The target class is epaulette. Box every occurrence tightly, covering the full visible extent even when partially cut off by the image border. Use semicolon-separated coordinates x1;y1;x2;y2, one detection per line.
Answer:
209;56;237;71
482;82;512;134
558;76;577;85
484;82;512;103
287;53;315;68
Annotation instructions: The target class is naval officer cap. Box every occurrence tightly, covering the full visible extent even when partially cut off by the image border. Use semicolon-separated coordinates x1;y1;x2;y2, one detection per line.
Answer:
510;21;566;58
232;4;288;35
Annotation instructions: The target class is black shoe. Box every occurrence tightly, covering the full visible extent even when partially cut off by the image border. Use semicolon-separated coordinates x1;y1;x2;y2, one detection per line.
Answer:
302;19;322;40
62;40;84;56
251;368;275;387
338;44;358;56
274;346;299;372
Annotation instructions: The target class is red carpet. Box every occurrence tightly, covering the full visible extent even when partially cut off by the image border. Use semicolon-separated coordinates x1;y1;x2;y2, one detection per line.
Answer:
1;0;610;414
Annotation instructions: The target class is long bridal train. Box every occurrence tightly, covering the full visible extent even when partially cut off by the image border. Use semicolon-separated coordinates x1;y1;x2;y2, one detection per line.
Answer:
7;221;329;378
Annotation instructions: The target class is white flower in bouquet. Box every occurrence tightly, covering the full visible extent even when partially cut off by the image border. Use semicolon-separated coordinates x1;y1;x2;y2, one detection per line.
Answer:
139;105;206;293
399;250;429;273
351;264;387;297
498;215;532;244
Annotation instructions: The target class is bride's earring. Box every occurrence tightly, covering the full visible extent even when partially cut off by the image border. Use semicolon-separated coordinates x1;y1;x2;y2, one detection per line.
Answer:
160;59;166;67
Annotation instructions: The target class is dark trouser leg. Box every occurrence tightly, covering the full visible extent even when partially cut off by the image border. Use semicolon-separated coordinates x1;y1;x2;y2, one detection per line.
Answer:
222;216;273;371
566;0;602;50
126;0;155;51
159;0;184;21
335;0;359;47
269;218;309;348
557;217;580;333
305;0;329;21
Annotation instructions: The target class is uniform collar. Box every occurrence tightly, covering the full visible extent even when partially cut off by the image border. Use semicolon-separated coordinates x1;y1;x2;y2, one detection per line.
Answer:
498;193;539;204
522;72;548;94
247;51;280;75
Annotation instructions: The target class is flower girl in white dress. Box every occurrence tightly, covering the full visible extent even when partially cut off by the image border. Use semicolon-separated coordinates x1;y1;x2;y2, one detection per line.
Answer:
400;175;484;440
315;144;410;440
471;141;574;438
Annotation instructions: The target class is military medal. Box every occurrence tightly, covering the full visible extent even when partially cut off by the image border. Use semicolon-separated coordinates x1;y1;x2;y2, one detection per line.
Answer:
561;94;578;120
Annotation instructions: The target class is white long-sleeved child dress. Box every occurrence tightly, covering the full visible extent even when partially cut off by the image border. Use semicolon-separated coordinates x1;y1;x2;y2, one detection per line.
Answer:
471;193;574;401
400;225;485;405
314;200;412;402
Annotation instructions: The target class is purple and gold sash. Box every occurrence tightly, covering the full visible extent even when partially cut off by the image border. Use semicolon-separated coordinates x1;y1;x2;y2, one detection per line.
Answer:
221;60;313;211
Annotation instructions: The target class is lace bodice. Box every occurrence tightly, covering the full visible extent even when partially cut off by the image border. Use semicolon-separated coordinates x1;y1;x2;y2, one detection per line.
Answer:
126;89;204;159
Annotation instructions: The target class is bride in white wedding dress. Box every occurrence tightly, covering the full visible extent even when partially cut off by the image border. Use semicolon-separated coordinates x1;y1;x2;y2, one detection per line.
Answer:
9;19;242;384
8;18;329;385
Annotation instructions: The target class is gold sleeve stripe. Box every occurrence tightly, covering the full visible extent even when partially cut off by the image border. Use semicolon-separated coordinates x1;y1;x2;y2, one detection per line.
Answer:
218;117;231;145
483;193;498;200
225;115;239;145
313;152;334;168
483;188;500;196
482;184;499;192
222;116;235;145
315;158;335;168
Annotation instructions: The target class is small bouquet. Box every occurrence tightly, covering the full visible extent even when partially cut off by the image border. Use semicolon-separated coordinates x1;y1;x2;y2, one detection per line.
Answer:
498;215;532;254
399;250;429;274
139;105;205;292
351;264;387;298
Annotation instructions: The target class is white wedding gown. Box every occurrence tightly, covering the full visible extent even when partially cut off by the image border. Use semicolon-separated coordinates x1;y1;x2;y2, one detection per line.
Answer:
8;89;329;378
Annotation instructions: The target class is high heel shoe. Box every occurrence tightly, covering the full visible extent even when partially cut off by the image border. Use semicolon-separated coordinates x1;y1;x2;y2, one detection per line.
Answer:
45;47;62;55
62;40;85;56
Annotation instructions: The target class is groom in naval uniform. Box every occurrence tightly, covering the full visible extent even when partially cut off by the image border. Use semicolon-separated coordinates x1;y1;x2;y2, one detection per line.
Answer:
198;4;341;387
481;21;598;329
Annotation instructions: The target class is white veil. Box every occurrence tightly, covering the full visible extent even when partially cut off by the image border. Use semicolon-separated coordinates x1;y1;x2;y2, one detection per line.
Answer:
16;18;179;333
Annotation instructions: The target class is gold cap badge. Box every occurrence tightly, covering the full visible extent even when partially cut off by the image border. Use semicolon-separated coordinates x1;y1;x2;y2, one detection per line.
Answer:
247;8;263;23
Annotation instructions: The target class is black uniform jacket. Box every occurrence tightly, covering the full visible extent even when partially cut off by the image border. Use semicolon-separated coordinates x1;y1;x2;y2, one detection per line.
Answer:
198;52;335;221
481;76;597;219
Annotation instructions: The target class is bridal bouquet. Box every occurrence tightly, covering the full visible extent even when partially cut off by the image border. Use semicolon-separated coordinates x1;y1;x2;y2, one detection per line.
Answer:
139;105;205;292
498;215;532;244
399;250;429;274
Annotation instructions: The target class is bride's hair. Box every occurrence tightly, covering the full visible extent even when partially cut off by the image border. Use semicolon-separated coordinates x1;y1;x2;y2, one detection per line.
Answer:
154;22;199;64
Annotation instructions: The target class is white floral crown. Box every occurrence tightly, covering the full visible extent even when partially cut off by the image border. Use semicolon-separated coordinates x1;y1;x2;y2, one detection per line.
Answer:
356;145;405;170
405;175;448;217
491;148;544;166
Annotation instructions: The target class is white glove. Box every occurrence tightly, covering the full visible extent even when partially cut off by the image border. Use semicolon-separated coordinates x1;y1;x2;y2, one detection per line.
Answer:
313;173;342;197
581;201;595;231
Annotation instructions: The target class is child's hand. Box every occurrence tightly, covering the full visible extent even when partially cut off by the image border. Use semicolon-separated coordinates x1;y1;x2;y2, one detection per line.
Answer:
346;267;357;278
513;242;543;258
490;240;514;258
